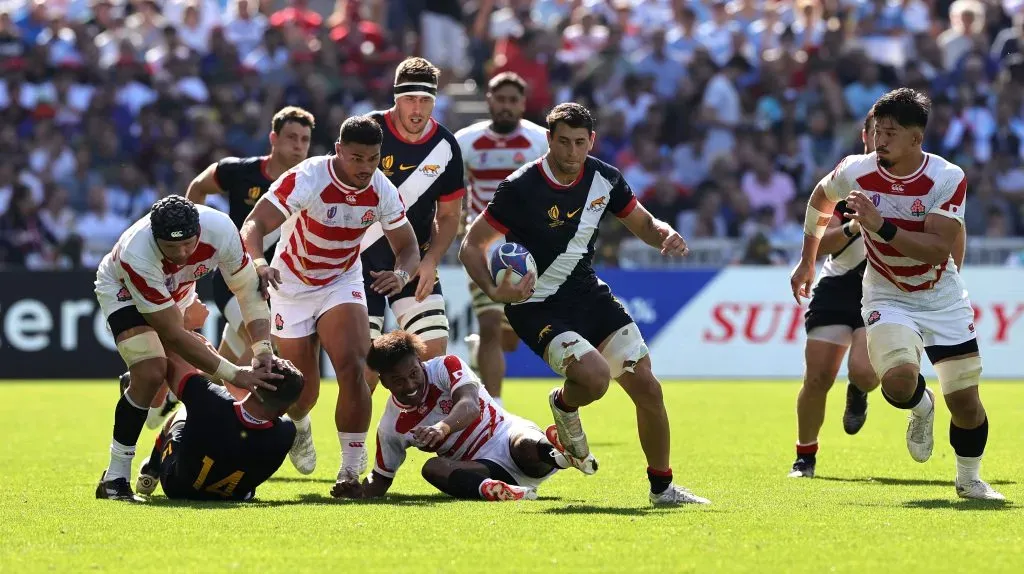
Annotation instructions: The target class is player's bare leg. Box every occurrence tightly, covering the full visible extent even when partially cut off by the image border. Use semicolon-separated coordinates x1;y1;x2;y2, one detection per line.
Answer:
475;310;507;403
790;337;846;478
843;328;878;435
421;458;536;501
616;355;710;505
317;303;372;488
548;347;610;461
935;352;1003;500
275;333;322;475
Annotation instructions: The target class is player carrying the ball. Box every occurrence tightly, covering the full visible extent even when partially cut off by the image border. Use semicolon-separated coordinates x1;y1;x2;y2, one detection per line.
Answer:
336;331;594;501
791;88;1003;500
460;103;710;506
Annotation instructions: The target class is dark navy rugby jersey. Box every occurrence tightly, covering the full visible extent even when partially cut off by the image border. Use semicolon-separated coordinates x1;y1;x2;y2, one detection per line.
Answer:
483;156;637;301
359;110;465;271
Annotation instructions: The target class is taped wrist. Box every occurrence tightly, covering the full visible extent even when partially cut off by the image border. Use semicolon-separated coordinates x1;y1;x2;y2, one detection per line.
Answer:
214;357;240;382
224;262;271;324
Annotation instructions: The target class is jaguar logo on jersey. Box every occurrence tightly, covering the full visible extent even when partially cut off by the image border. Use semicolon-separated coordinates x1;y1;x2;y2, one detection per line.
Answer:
422;164;440;177
193;264;209;279
116;286;131;302
245;186;262;205
588;196;608;212
910;199;926;217
538;324;552;342
327;206;337;219
274;313;284;331
439;399;453;415
867;310;881;325
381;155;394;176
547;205;564;227
361;210;376;225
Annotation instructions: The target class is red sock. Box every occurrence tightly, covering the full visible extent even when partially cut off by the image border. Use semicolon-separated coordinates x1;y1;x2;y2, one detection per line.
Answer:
796;442;819;456
554;389;577;412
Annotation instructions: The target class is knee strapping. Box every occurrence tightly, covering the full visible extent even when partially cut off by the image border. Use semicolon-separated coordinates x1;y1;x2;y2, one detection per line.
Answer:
867;323;922;378
545;332;596;377
600;323;649;378
398;296;449;341
369;316;384;340
934;356;982;395
117;331;166;366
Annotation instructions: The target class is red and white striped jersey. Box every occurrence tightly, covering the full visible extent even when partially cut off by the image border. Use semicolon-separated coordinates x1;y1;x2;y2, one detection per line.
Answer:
264;156;407;287
373;355;506;479
97;205;249;313
819;152;967;311
454;119;548;218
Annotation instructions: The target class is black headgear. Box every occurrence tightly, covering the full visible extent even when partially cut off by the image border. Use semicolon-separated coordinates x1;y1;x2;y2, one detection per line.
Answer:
150;195;200;241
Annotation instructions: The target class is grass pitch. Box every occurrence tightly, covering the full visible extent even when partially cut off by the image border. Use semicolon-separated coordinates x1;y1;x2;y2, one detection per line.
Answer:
1;380;1022;573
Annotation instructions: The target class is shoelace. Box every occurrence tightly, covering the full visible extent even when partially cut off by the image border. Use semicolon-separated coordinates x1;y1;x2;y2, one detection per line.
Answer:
909;412;929;442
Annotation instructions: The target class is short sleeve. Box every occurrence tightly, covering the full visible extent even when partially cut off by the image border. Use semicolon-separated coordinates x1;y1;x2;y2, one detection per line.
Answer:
438;137;466;202
264;168;313;217
377;176;408;230
482;178;516;234
818;156;856;202
440;355;480;393
372;428;409;479
118;253;174;313
608;171;638;218
929;171;967;225
210;212;249;275
213;157;243;191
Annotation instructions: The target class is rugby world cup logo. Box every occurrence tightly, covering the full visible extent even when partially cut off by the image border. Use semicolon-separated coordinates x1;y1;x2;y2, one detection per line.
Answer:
871;194;881;207
327;206;337;219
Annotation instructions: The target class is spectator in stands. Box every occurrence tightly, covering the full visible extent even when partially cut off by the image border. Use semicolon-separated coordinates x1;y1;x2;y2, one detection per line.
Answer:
75;184;128;269
741;151;796;228
0;184;53;269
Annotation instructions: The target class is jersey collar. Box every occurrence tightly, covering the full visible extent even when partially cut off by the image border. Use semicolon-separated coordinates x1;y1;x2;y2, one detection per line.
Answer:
234;401;274;429
327;157;372;193
384;109;438;145
539;155;584;189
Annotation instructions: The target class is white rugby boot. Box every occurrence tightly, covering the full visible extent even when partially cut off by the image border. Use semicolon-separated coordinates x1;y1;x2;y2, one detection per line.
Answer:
479;479;537;502
289;422;317;475
545;424;597;475
650;484;711;506
548;388;590;459
906;389;935;463
956;479;1006;501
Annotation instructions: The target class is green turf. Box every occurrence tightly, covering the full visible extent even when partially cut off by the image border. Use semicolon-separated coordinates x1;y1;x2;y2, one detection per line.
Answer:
1;380;1022;573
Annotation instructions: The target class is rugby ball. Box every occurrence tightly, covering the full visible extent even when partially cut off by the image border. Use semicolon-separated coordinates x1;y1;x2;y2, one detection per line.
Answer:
488;242;537;286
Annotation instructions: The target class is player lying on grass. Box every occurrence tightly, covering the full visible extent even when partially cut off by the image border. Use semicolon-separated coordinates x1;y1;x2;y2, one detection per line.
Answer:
134;352;304;501
335;331;596;502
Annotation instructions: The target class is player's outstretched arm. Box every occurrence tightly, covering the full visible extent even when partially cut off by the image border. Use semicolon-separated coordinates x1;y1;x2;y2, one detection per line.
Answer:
618;201;688;256
411;384;482;450
846;191;960;265
185;163;222;206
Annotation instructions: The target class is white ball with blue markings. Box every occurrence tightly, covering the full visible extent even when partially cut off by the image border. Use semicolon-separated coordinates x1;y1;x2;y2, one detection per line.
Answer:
488;242;537;286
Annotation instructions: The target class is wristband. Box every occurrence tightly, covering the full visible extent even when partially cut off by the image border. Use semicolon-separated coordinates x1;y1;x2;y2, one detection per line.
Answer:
251;340;274;357
214;357;240;382
393;269;410;287
842;222;856;238
803;204;830;239
254;257;268;267
876;220;898;242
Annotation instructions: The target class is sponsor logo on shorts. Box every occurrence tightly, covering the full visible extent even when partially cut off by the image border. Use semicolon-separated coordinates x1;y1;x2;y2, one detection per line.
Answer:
588;196;608;212
361;210;375;225
274;313;284;331
439;399;453;414
538;324;552;342
352;290;363;300
910;199;926;217
193;264;209;279
116;286;131;302
867;310;881;325
327;206;337;219
421;164;440;176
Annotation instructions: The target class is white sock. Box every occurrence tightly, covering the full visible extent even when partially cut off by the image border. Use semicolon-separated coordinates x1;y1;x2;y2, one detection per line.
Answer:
956;455;982;484
910;389;933;417
293;415;311;434
105;439;136;482
339;432;367;470
167;389;178;402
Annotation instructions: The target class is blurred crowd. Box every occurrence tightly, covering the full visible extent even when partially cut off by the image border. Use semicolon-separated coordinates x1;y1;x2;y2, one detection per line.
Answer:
2;0;1024;270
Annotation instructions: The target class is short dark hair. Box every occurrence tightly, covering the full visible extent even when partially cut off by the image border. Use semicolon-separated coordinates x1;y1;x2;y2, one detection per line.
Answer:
395;57;440;86
546;102;595;134
870;88;930;130
272;106;315;134
259;359;305;411
366;331;427;374
338;115;383;146
863;109;875;132
150;195;199;241
488;71;527;95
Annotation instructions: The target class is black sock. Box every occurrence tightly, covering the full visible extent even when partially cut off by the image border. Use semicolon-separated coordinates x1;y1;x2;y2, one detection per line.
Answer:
553;388;577;412
950;417;988;458
445;469;489;500
113;393;148;447
847;384;867;398
535;441;564;469
648;467;672;495
144;434;164;475
881;374;926;409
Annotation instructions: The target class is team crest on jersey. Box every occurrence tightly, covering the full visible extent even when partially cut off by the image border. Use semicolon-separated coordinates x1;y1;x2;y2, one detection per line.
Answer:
193;264;209;279
547;205;564;227
116;286;131;302
867;311;881;325
910;199;926;217
871;194;881;207
327;206;337;219
421;164;440;177
439;399;453;414
588;196;608;212
274;313;284;331
361;210;376;225
381;155;395;176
